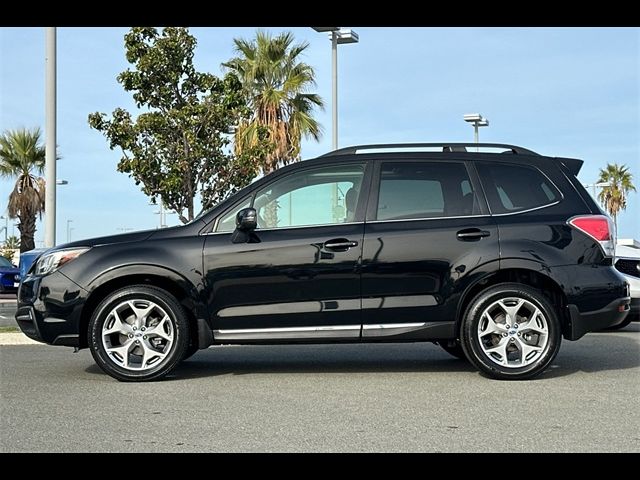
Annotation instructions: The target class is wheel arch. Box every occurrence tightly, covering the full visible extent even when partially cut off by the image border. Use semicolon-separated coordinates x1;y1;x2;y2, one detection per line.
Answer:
455;264;570;339
78;265;207;349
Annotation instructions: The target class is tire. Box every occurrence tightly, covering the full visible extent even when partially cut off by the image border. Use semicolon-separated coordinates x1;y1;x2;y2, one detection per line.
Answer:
438;340;468;360
88;285;189;382
460;283;562;380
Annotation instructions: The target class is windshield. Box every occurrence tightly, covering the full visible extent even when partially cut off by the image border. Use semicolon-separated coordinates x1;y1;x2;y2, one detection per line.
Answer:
0;256;14;268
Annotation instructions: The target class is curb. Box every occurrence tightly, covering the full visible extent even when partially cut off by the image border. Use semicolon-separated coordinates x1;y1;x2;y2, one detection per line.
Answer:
0;332;42;346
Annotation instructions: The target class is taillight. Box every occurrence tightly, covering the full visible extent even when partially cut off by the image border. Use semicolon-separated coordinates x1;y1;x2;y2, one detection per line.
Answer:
568;215;615;257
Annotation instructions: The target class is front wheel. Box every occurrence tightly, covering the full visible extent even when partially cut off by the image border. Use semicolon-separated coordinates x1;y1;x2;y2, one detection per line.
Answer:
88;285;190;382
460;283;561;380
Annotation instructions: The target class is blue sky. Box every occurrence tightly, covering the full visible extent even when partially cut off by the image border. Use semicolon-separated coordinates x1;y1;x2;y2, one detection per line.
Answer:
1;27;638;245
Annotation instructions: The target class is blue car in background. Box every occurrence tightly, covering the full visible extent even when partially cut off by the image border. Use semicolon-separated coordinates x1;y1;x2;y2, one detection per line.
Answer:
0;256;20;293
19;248;48;281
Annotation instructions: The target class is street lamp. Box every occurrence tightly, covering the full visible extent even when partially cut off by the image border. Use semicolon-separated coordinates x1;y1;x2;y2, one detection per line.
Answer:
66;219;73;243
45;27;57;248
463;113;490;147
583;181;611;204
0;215;8;243
312;27;359;151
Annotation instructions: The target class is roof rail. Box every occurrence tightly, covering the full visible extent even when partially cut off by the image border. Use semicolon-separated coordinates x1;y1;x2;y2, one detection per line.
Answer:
320;143;539;157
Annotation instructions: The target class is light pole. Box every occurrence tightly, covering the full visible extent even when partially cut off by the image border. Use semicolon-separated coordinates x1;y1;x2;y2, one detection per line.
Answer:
66;219;73;243
44;27;57;248
312;27;359;151
0;215;8;243
583;181;611;205
463;113;490;149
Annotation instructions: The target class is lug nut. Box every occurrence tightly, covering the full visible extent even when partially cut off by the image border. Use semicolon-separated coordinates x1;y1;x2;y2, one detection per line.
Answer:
513;323;519;328
133;326;137;331
505;324;510;329
143;335;147;340
141;327;146;331
517;332;521;337
128;334;133;338
502;333;508;337
135;340;139;344
510;338;515;342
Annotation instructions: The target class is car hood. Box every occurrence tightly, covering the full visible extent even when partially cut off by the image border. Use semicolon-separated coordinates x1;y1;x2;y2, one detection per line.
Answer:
54;222;204;250
59;229;157;249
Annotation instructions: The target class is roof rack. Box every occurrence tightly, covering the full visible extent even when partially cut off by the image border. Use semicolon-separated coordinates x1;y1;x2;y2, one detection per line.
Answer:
320;143;539;157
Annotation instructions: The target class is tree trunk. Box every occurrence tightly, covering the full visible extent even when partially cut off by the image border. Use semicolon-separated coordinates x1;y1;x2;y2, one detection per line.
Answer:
17;213;36;253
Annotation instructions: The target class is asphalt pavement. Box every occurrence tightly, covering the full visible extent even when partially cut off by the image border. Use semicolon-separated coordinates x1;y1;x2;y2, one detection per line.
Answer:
1;324;639;452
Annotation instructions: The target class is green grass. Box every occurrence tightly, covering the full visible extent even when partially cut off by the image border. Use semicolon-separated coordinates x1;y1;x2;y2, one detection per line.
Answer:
0;326;19;333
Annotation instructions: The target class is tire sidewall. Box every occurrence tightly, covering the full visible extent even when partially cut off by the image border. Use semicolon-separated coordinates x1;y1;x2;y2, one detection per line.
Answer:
88;286;189;382
461;283;562;380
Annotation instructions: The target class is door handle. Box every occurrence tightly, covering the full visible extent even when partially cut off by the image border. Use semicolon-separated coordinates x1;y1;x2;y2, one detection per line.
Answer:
324;238;359;251
456;228;490;241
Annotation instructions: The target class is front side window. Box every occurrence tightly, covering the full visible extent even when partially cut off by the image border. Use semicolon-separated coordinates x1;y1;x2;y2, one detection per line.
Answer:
215;196;251;233
477;162;560;214
250;164;365;230
376;162;479;221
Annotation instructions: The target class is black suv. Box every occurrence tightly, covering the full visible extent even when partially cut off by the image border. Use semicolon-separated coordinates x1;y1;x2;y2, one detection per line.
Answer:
16;143;630;381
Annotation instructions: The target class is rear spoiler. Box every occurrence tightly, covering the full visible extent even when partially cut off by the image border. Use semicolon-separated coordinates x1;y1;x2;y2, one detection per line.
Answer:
556;157;584;176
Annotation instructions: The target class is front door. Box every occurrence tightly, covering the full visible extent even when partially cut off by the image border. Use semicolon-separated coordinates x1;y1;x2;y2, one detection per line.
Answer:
360;159;499;339
203;162;370;341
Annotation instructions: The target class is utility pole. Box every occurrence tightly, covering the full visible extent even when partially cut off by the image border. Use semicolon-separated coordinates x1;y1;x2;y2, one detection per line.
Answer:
44;27;57;247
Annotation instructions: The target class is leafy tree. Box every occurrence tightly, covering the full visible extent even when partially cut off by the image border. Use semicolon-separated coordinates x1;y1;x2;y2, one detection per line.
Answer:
0;128;46;252
89;27;262;223
223;30;324;175
597;163;636;233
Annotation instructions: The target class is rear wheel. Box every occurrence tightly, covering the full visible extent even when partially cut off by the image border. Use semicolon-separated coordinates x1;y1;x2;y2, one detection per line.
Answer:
88;285;189;382
461;283;561;380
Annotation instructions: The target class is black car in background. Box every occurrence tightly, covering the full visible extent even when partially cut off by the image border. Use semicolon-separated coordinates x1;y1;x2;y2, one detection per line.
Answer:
16;143;630;381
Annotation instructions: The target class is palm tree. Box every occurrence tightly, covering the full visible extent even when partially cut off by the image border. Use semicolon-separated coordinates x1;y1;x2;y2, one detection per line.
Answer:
597;163;636;234
223;30;324;175
0;128;46;252
3;235;20;250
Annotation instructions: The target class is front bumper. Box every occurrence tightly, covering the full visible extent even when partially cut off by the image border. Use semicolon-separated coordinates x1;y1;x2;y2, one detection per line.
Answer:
15;271;88;347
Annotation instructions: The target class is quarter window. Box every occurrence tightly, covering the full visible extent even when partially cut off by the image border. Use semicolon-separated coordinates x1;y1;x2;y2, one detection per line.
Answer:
376;162;479;220
477;162;560;214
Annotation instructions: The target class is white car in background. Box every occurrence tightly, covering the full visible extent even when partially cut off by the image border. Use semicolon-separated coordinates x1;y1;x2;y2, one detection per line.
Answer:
612;239;640;329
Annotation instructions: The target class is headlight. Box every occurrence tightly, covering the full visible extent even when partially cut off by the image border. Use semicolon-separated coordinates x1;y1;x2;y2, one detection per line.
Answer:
35;247;90;276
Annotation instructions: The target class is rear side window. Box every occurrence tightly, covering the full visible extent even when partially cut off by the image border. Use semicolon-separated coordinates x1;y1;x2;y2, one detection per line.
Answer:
477;162;560;214
376;162;480;220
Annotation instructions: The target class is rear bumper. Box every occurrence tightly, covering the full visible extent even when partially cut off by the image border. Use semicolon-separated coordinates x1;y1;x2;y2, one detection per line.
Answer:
629;297;639;319
566;297;631;340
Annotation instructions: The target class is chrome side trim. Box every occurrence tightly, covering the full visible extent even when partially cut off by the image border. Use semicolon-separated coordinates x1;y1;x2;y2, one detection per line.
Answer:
217;299;360;318
362;295;437;310
362;322;427;337
213;324;361;341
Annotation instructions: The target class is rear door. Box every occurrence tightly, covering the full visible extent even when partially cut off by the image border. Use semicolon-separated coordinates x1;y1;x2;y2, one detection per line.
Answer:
360;159;499;339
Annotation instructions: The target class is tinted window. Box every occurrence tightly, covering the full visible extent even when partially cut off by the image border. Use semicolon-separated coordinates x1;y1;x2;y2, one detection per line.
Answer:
253;164;365;229
477;162;560;214
377;162;479;220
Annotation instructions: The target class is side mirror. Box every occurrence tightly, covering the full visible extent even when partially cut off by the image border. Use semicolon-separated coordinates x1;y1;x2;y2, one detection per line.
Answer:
236;207;257;232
